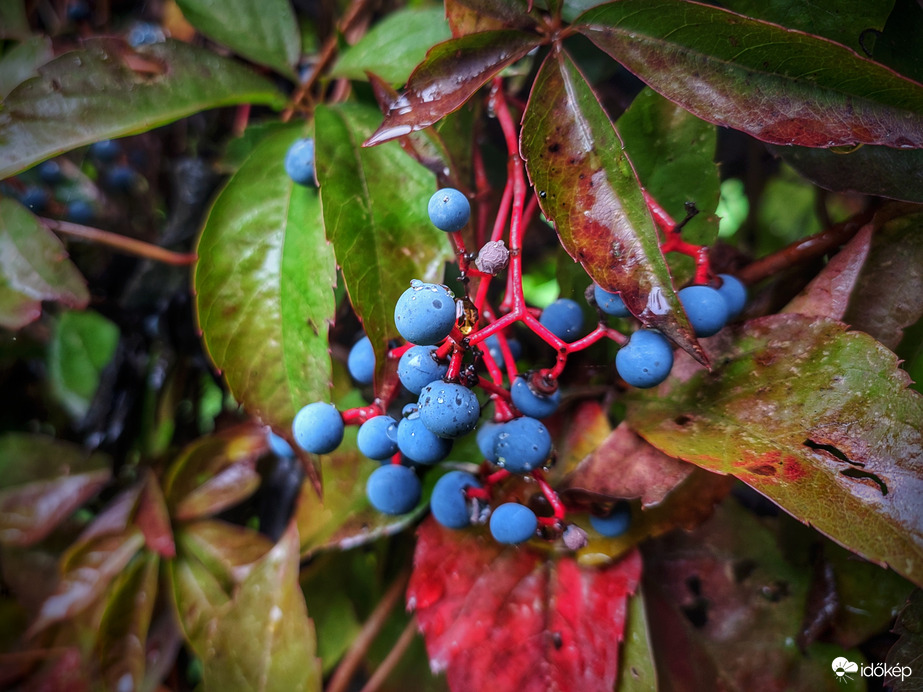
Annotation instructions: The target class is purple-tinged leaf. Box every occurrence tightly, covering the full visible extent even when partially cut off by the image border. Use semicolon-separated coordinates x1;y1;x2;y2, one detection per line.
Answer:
520;49;705;364
576;0;923;148
627;314;923;587
444;0;536;36
0;199;89;330
783;221;873;320
364;31;543;147
844;208;923;350
0;433;110;547
886;590;923;691
163;423;265;520
96;551;160;692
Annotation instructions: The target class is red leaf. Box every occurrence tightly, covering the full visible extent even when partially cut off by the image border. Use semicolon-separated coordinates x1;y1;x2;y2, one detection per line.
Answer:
408;518;642;692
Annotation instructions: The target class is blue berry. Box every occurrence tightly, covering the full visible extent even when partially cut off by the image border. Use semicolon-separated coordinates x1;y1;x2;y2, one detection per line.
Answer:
67;1;91;21
482;334;522;371
476;421;502;463
347;336;375;385
396;405;452;465
418;381;480;438
267;431;295;458
65;199;94;224
128;21;165;47
38;160;65;185
593;284;631;317
493;417;552;473
21;186;49;212
427;188;470;232
490;503;537;544
293;402;344;454
398;345;448;395
679;285;729;337
357;415;398;461
510;376;560;419
431;471;481;529
589;503;631;537
285;138;316;186
540;298;584;342
394;280;457;346
89;140;122;163
104;164;137;192
716;274;747;318
366;464;421;515
615;329;674;389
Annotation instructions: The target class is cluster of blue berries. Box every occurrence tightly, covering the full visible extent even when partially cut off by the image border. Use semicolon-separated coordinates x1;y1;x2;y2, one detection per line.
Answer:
286;185;747;549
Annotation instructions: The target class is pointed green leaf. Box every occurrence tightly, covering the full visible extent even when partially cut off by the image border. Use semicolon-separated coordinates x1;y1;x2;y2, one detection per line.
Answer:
315;103;453;385
0;199;89;329
627;315;923;587
0;433;110;547
168;553;231;654
576;0;923;148
331;7;452;85
617;589;657;692
0;38;285;179
0;36;53;99
175;0;300;78
195;125;336;428
521;50;703;362
96;552;160;692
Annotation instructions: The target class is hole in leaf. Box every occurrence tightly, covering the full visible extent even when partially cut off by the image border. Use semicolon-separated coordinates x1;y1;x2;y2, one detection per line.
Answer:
803;439;862;467
839;468;888;495
674;415;692;426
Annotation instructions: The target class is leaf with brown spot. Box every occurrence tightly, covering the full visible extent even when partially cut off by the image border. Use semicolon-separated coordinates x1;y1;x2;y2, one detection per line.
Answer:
627;314;923;586
444;0;537;36
521;49;704;364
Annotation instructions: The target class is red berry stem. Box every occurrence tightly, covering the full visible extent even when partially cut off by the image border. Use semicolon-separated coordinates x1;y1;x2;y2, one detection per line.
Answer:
643;189;714;285
342;404;384;425
531;468;566;523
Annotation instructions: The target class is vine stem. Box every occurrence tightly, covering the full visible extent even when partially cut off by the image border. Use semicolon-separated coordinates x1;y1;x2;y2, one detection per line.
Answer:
42;218;197;266
325;568;411;692
358;616;420;692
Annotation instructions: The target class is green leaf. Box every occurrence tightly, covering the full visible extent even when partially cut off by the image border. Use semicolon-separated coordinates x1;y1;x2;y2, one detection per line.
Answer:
175;0;300;78
200;522;322;692
444;0;536;35
887;589;923;691
331;7;452;85
0;36;53;99
195;125;336;429
520;50;704;363
168;553;231;653
163;424;266;520
47;309;119;420
0;433;111;547
617;589;657;692
627;314;923;587
177;520;273;591
616;87;720;277
576;0;923;148
315;103;453;385
96;552;160;692
718;0;895;53
0;0;31;40
0;38;285;179
0;199;89;329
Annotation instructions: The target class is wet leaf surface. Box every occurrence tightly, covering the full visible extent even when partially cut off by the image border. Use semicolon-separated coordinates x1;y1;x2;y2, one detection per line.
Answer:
576;0;923;148
195;126;336;430
175;0;300;78
0;433;110;547
0;39;285;179
364;31;543;146
887;589;923;691
844;209;923;350
520;50;704;363
408;517;642;692
315;103;453;387
643;499;858;691
627;314;923;586
0;199;89;330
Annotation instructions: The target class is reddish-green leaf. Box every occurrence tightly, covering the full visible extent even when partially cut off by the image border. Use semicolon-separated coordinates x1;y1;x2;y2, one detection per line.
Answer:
175;0;300;78
29;527;145;635
364;31;543;147
444;0;536;35
96;551;160;692
408;518;642;692
576;0;923;148
195;125;335;430
135;470;175;558
0;199;89;329
844;209;923;350
887;590;923;691
315;103;453;387
168;553;230;653
0;39;286;179
163;424;265;520
520;50;704;363
0;433;110;547
627;314;923;586
200;522;322;692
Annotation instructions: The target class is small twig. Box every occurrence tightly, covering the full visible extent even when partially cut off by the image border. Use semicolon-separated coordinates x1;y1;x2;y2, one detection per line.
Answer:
358;616;419;692
325;568;411;692
42;217;197;266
